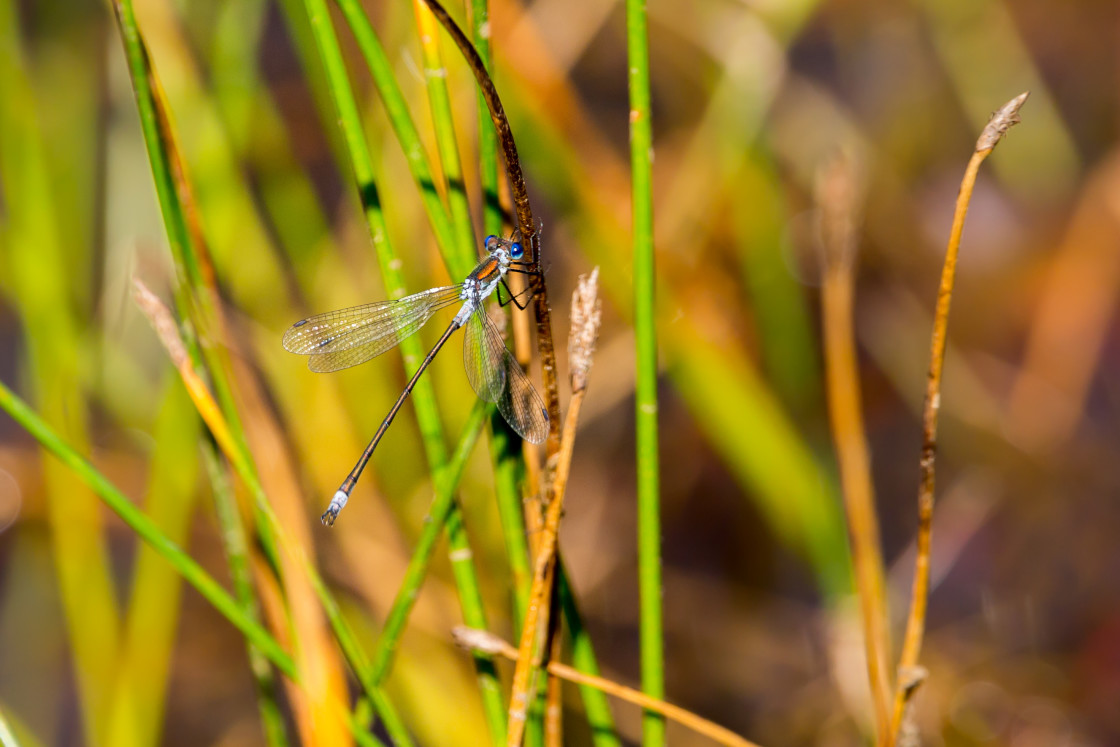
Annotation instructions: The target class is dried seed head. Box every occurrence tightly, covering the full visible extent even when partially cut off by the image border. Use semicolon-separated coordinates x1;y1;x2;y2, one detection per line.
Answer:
814;149;864;271
897;665;928;696
568;268;602;393
132;278;188;368
976;91;1029;153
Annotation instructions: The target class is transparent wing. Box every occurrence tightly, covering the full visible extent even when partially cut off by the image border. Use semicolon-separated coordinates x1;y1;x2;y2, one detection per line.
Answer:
463;310;506;403
283;285;463;372
466;308;549;444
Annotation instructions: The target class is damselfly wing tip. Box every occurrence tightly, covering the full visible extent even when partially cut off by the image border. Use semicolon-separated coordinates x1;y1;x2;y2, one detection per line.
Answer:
532;408;549;444
281;321;309;353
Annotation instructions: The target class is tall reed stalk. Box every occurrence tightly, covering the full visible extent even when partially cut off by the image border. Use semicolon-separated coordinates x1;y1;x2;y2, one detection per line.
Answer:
626;0;664;743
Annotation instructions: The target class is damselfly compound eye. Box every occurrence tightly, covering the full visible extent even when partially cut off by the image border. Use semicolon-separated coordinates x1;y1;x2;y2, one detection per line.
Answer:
510;242;524;260
484;234;498;251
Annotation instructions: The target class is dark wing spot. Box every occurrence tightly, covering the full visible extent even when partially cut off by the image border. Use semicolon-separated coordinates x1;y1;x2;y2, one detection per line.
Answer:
293;319;308;327
316;336;334;348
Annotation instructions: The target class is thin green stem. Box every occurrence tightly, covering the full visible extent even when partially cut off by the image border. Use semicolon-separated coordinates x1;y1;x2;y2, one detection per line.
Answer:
465;0;532;634
109;0;201;294
558;565;621;747
2;5;119;741
113;4;423;737
110;4;303;736
414;0;477;266
368;399;490;683
107;382;211;747
331;0;458;262
0;379;289;676
491;423;532;624
204;446;290;747
0;378;397;747
420;0;562;451
626;0;664;742
468;0;504;235
302;566;416;747
298;0;505;739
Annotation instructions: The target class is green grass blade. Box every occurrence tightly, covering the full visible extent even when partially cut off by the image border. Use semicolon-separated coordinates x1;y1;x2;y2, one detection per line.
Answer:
110;0;203;297
499;78;851;594
0;4;120;740
558;566;621;747
106;379;204;747
367;399;489;683
468;0;504;235
413;0;477;266
204;447;291;747
490;424;532;623
0;377;396;747
332;0;458;263
300;557;416;747
109;3;303;733
625;0;665;742
112;5;423;738
465;0;533;635
0;378;291;673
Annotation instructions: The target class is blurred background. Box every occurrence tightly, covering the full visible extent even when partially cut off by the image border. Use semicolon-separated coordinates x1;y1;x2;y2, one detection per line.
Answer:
1;0;1119;744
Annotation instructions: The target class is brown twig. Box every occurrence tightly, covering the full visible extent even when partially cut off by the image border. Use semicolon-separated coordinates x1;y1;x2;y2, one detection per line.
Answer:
507;270;602;745
453;626;762;747
417;4;569;741
886;92;1029;745
419;0;562;458
816;152;892;740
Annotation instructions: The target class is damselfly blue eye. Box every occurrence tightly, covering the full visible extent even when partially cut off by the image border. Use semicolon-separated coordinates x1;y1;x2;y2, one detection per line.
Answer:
510;242;524;259
484;234;498;250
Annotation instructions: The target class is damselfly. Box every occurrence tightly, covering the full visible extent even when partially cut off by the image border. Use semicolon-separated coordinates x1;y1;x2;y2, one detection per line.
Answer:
283;234;549;525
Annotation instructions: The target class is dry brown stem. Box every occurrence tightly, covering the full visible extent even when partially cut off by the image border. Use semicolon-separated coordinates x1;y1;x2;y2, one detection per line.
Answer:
816;152;892;741
454;626;762;747
507;270;601;745
886;92;1028;745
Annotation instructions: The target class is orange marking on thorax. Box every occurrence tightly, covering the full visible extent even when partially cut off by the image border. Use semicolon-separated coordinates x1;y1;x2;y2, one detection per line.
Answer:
474;257;502;283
